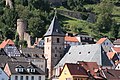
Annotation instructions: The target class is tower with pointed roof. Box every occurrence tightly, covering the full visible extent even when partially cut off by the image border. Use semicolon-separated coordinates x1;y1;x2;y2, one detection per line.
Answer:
44;12;65;78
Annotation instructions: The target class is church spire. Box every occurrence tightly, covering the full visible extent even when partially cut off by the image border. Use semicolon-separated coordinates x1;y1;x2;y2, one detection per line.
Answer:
44;10;65;37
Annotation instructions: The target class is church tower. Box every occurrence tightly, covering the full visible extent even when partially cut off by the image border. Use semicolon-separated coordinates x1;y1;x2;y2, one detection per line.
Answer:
44;13;65;78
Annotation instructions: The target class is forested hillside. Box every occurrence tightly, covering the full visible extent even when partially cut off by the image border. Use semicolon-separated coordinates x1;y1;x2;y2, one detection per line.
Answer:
0;0;120;43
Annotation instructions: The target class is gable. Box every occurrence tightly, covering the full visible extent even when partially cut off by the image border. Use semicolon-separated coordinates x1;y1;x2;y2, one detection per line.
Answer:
4;63;11;77
59;65;72;80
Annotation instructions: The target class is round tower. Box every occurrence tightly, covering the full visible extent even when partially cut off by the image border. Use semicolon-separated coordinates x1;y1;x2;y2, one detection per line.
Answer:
17;19;27;40
5;0;13;8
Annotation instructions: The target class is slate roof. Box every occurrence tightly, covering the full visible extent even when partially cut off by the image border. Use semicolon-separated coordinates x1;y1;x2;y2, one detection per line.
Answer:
7;61;45;75
96;38;107;44
55;44;112;68
65;36;79;42
21;48;44;55
103;69;120;80
0;55;12;68
44;14;65;37
0;39;14;48
0;48;7;55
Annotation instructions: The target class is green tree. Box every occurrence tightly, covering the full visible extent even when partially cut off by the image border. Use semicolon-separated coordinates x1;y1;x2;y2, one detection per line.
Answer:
95;0;116;38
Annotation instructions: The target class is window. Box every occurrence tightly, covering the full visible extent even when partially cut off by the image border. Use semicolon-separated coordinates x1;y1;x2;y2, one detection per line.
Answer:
55;54;57;57
60;54;62;58
57;38;60;43
88;52;90;54
39;76;41;80
59;47;61;50
47;38;49;42
31;76;34;80
26;76;29;80
15;76;18;80
20;76;23;80
55;47;57;49
69;52;71;54
79;52;81;54
15;67;24;72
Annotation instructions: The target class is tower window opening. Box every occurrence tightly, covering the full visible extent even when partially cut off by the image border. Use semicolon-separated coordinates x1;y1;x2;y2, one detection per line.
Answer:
57;38;60;43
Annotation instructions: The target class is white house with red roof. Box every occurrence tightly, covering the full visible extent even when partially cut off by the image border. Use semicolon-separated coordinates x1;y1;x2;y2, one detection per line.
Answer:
0;39;20;56
64;36;80;48
96;38;113;52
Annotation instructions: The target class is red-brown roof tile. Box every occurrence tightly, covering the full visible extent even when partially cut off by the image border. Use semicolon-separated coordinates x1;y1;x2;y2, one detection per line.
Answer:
96;38;107;44
65;36;78;42
65;63;88;77
78;61;99;76
0;39;14;48
113;47;120;53
107;52;116;59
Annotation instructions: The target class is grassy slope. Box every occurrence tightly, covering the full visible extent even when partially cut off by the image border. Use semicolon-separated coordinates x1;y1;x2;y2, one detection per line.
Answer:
58;3;120;35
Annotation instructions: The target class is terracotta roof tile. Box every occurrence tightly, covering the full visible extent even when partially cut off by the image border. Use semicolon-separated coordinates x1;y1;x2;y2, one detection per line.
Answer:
65;36;79;42
66;63;88;77
0;39;14;48
96;38;107;44
113;47;120;53
107;52;116;59
78;61;99;76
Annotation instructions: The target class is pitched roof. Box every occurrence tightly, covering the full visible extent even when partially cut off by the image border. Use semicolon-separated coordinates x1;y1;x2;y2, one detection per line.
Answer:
65;63;88;77
55;44;112;68
0;55;12;68
7;61;45;75
0;39;14;48
103;69;120;80
107;52;116;59
44;14;65;37
96;38;107;44
65;36;78;42
113;39;120;45
113;47;120;53
78;61;99;76
21;48;44;55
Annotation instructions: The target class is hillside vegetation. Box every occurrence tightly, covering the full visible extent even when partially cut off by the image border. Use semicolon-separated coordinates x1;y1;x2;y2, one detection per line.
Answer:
0;0;120;43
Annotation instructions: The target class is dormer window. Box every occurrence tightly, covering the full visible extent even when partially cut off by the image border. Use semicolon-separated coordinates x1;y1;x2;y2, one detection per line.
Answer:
27;66;35;73
15;65;24;73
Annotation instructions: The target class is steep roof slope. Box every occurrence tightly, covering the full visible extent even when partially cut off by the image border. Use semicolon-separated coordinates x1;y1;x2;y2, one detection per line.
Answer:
0;39;14;48
55;44;112;68
44;14;65;37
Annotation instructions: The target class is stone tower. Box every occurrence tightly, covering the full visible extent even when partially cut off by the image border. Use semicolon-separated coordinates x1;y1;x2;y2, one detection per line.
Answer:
17;19;27;40
5;0;13;8
44;14;65;78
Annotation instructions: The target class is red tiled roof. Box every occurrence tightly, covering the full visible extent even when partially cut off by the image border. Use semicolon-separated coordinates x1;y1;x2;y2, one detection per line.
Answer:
0;39;14;48
103;69;120;80
65;63;88;77
96;38;107;44
78;61;99;76
107;52;116;59
113;47;120;53
65;36;78;42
